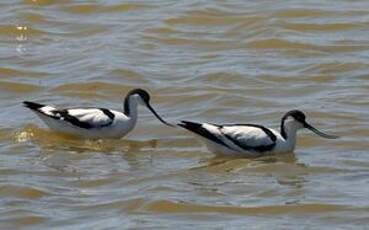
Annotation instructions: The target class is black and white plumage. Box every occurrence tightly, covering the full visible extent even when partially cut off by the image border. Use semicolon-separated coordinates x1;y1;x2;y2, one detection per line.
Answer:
178;110;338;156
23;88;173;139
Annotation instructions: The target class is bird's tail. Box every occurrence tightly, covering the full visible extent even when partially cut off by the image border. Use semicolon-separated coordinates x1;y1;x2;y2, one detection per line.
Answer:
23;101;45;111
178;120;203;132
178;120;228;148
178;120;213;139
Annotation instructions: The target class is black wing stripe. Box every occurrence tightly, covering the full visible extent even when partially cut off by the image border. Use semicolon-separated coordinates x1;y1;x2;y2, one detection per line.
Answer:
57;110;93;129
56;109;113;129
255;125;277;142
178;121;231;149
100;108;115;120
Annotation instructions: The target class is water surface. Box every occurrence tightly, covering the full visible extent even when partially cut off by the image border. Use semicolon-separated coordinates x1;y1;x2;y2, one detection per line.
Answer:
1;0;369;229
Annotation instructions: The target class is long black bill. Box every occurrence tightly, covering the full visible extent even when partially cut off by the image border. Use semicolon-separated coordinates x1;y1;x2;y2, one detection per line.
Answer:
146;103;175;127
304;122;339;139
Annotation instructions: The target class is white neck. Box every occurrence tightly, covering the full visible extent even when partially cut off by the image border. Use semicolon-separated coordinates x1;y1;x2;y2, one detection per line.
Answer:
281;119;302;151
283;124;298;150
124;96;139;123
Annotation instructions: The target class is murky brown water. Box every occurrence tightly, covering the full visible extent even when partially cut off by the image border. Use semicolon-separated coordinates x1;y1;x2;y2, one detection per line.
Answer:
1;0;369;229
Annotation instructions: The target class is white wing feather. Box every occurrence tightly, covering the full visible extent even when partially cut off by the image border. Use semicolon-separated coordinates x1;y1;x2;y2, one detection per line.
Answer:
66;109;113;127
220;125;275;147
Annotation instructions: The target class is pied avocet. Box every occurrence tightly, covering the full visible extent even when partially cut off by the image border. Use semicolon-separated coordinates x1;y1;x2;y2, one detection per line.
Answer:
178;110;338;156
23;88;173;139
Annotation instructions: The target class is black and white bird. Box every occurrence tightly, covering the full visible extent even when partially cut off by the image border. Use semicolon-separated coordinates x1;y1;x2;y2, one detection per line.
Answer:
23;88;173;139
178;110;338;156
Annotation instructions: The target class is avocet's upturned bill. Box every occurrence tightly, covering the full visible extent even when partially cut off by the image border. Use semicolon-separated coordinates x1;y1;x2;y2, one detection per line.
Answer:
178;110;339;156
23;88;173;139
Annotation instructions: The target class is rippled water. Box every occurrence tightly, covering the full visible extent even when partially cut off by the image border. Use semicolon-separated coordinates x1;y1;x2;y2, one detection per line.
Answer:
1;0;369;229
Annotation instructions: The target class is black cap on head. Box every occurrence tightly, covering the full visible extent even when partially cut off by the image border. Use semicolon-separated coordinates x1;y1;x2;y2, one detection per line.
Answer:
127;88;150;103
284;110;306;123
